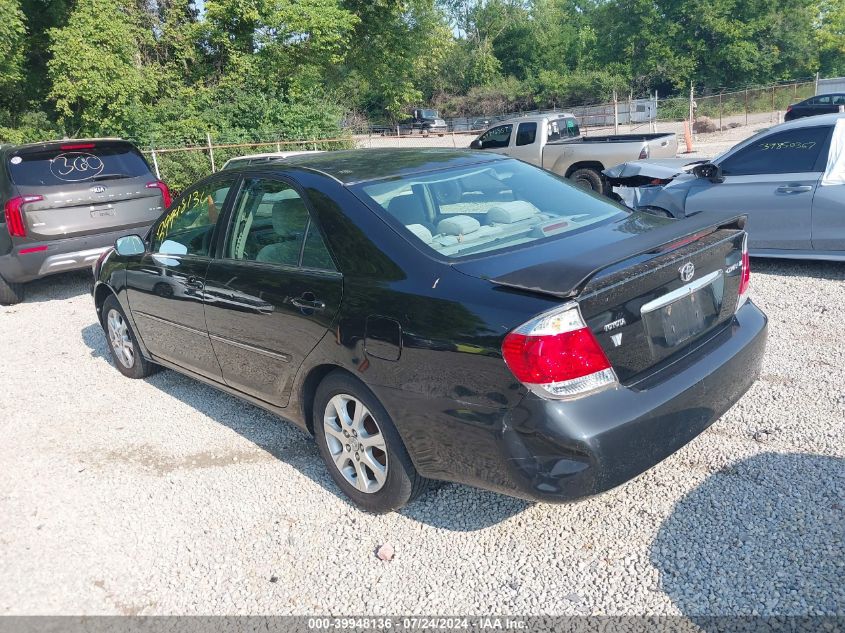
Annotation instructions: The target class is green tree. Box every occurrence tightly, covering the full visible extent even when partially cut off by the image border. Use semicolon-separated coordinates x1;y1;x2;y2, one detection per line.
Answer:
47;0;150;135
817;0;845;75
341;0;452;117
0;0;27;106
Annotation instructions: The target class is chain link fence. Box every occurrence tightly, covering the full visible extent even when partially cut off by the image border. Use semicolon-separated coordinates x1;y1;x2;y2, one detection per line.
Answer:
141;76;842;191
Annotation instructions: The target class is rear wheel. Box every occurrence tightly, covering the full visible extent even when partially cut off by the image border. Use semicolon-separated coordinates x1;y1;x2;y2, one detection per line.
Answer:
314;371;429;513
569;168;604;194
0;275;24;305
102;295;157;379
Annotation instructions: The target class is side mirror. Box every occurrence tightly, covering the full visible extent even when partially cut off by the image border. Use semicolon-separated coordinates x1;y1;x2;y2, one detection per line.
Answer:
470;139;482;150
115;234;146;256
692;163;724;183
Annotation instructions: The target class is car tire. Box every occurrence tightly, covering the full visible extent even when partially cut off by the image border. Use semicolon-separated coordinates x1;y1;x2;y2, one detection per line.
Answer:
101;294;158;379
569;168;604;194
0;275;24;305
314;371;430;513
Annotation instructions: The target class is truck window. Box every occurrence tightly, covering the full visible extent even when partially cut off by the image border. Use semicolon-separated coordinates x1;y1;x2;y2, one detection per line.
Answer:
516;122;537;146
548;118;580;141
478;124;512;149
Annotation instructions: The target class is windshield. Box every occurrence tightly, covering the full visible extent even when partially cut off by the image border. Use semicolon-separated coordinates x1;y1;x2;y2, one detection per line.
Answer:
419;109;438;119
353;159;626;259
8;142;152;187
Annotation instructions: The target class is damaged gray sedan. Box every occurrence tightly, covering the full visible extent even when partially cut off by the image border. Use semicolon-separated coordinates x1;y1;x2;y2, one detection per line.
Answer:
605;113;845;260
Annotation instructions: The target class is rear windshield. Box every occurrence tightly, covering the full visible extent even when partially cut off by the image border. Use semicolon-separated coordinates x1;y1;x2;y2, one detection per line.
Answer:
352;159;625;259
8;142;152;186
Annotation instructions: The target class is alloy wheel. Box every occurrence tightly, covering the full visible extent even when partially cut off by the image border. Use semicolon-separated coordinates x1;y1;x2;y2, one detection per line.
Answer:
323;394;388;493
106;308;135;369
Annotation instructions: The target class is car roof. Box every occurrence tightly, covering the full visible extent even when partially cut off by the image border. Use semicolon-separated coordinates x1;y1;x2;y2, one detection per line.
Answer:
4;138;131;154
238;148;510;185
772;112;845;131
225;150;321;163
495;113;576;126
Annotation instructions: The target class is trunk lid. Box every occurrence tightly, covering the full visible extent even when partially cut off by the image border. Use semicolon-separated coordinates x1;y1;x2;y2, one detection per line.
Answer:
7;140;165;240
453;212;746;382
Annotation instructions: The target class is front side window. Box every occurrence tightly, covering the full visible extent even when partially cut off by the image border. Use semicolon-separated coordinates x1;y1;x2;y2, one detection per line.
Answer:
225;177;335;269
516;122;537;146
720;127;830;175
152;177;235;256
479;124;512;149
353;159;625;259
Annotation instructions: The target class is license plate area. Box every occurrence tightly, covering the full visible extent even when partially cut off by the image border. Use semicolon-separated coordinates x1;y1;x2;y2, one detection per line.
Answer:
641;270;724;352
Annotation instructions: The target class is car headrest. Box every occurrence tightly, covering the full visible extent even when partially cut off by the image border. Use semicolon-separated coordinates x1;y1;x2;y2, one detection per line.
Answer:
487;201;540;224
271;197;306;234
436;215;481;236
431;180;461;204
406;223;433;244
388;194;427;226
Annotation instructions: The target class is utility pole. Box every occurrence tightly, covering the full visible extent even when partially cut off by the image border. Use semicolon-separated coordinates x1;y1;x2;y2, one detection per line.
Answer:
206;133;216;173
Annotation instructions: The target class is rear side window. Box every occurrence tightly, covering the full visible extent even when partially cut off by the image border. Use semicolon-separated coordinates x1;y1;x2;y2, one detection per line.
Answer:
225;177;335;270
720;127;830;175
8;142;152;186
516;122;537;146
548;117;580;141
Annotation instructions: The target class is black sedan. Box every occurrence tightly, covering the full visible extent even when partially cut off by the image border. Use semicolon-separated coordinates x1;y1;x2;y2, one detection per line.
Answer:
92;149;768;513
785;93;845;121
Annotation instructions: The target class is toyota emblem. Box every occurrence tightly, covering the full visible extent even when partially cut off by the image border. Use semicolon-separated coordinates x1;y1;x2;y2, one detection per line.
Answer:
679;262;695;282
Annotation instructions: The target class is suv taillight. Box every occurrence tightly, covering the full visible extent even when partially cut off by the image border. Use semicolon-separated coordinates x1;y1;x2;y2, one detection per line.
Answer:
146;181;172;208
502;303;617;399
4;195;44;238
736;233;751;310
638;145;650;160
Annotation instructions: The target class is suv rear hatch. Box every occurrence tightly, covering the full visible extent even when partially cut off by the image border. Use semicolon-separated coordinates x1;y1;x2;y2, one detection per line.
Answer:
7;140;166;240
453;212;748;383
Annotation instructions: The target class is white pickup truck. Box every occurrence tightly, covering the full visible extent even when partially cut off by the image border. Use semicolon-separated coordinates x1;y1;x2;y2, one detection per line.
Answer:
469;113;678;194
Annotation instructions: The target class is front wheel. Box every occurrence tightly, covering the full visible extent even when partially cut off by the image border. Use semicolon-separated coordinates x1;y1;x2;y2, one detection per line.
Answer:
102;295;158;379
314;371;429;513
569;168;604;194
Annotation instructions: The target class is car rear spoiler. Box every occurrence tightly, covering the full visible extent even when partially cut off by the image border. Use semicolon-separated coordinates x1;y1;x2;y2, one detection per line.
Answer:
485;214;747;299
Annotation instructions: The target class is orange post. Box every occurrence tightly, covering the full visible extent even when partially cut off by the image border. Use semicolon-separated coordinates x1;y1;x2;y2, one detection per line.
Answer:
683;120;694;153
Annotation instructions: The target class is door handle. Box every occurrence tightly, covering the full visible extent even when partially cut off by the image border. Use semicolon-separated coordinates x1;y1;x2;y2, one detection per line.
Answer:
776;185;813;193
292;293;326;311
185;276;204;289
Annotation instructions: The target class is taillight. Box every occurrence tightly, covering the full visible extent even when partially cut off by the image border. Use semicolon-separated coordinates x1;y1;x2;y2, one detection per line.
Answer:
3;195;43;238
60;142;95;150
146;181;172;208
786;105;793;113
502;303;617;399
638;145;650;160
735;233;751;311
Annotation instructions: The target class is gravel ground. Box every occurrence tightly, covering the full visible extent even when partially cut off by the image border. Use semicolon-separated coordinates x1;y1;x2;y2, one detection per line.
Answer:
0;259;843;616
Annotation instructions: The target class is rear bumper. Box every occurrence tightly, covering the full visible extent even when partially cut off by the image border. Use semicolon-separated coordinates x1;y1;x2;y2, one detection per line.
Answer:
381;301;767;502
0;226;151;283
498;301;768;501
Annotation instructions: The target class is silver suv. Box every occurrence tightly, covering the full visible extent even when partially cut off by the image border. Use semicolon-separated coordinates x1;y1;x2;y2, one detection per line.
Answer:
0;138;169;304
